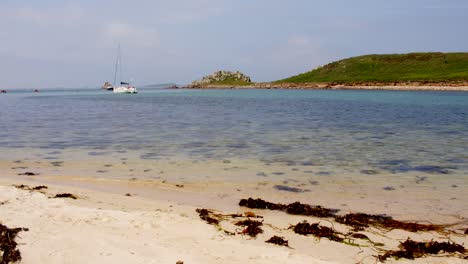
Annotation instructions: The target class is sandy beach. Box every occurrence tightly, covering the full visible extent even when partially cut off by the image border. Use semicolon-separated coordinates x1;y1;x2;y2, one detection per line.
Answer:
187;83;468;91
1;158;467;263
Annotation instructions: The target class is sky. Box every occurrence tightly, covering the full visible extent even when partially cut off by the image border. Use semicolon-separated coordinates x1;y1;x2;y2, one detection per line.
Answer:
1;0;467;88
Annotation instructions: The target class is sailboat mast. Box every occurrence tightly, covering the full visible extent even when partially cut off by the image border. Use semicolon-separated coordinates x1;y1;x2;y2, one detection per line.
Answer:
113;44;121;86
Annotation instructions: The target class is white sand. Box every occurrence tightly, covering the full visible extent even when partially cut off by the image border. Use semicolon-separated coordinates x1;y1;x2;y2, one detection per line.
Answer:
1;180;467;264
0;184;333;264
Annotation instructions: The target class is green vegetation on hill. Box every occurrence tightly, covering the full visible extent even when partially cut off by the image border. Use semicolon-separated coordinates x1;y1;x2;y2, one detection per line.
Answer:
277;53;468;83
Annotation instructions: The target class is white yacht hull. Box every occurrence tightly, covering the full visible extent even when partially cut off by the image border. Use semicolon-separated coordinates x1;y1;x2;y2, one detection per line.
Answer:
113;86;138;94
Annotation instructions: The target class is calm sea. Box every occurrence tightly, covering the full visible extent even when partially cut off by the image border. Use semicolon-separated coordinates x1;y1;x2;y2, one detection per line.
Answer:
1;88;467;177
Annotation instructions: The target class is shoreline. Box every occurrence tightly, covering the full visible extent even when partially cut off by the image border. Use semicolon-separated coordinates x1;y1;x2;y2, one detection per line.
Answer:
186;82;468;91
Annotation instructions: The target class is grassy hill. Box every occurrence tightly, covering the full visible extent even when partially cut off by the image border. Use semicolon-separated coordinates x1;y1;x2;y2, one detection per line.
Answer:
277;52;468;84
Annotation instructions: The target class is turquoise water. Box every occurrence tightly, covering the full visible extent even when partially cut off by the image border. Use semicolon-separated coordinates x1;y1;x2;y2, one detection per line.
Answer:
0;89;467;176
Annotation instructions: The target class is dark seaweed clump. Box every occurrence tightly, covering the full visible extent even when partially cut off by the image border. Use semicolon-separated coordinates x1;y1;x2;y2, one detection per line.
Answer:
0;224;28;264
235;219;263;237
239;198;286;210
240;198;442;233
286;202;338;218
292;221;343;242
335;213;391;231
18;172;37;176
196;209;219;225
378;239;467;261
239;198;339;218
53;193;78;199
265;236;289;247
349;233;369;240
196;209;262;236
13;184;48;191
335;213;443;232
32;186;48;191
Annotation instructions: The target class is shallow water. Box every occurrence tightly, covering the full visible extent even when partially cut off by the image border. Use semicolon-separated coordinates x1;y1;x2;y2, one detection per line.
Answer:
0;88;467;180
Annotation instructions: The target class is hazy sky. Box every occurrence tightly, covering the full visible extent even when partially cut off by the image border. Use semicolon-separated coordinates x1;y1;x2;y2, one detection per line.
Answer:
1;0;467;88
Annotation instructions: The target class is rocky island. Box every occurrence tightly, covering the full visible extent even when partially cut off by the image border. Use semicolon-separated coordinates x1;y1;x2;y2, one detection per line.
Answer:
188;70;253;88
187;53;468;91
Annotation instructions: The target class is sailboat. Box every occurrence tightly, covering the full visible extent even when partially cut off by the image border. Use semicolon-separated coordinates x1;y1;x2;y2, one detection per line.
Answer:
110;44;138;94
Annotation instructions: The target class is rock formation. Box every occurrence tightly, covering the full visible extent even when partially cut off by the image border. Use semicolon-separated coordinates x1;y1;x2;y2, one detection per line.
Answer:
190;71;251;87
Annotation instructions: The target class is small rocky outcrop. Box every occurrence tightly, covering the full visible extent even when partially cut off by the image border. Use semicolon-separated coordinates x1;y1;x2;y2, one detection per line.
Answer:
189;71;252;87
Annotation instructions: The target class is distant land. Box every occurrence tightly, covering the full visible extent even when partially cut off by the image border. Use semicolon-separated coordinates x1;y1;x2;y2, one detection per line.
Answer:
187;52;468;91
139;83;178;89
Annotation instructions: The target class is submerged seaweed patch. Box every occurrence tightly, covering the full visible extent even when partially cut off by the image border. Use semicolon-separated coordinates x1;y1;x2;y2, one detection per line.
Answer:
50;161;63;167
273;185;310;193
413;165;455;174
377;160;456;174
415;176;427;184
360;169;379;175
87;151;107;156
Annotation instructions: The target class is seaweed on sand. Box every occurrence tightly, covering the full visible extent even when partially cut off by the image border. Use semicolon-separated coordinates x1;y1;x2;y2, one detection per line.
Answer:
0;224;28;264
235;219;263;237
12;185;29;190
196;209;265;236
196;209;220;225
335;213;444;232
240;198;444;233
239;198;286;210
31;186;47;191
377;239;467;261
17;172;37;176
53;193;78;199
286;202;338;218
291;221;344;242
265;236;289;247
13;184;48;191
239;198;339;218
